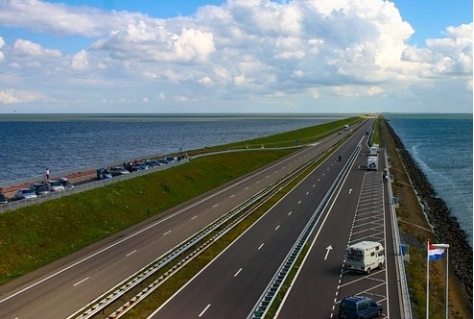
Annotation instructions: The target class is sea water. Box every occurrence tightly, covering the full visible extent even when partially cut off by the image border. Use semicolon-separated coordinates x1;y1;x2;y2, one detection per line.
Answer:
384;113;473;246
0;113;349;183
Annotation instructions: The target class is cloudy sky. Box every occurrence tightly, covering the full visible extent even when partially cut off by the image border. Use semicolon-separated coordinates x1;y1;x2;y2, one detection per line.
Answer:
0;0;472;114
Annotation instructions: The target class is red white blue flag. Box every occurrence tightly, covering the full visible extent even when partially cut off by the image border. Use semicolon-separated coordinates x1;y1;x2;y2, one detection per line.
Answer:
428;244;448;261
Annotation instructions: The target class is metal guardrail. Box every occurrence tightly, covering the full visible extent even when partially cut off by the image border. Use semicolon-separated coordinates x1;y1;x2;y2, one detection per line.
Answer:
0;160;188;214
384;150;413;319
248;144;361;319
69;145;323;319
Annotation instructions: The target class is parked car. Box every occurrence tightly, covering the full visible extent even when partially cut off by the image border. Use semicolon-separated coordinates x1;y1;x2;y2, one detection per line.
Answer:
58;177;74;189
145;160;160;167
0;193;8;204
15;188;38;200
338;296;382;319
47;180;65;192
97;168;112;180
108;166;130;176
30;183;51;195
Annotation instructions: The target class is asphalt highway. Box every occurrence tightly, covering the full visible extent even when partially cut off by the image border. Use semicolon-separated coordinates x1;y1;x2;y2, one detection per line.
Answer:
0;121;363;318
148;122;376;318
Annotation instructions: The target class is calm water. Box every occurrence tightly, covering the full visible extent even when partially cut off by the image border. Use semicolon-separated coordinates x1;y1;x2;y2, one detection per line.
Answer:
384;113;473;246
0;113;349;183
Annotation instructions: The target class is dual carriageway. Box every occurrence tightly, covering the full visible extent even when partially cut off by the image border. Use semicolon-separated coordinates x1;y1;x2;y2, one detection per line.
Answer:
0;118;410;318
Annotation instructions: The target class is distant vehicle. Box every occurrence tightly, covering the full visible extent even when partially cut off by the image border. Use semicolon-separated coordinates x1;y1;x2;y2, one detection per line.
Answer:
0;193;8;204
30;183;51;195
367;156;378;171
47;180;65;192
344;124;349;131
58;177;74;189
345;241;385;274
97;168;112;180
369;144;379;156
145;160;160;167
108;166;130;176
338;296;382;319
15;188;38;200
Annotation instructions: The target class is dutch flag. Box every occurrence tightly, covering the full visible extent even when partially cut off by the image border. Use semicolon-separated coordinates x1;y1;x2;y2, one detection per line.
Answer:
428;244;448;261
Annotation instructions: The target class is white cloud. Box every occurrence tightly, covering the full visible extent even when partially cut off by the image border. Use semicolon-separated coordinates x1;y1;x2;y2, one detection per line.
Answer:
0;0;471;112
0;89;41;104
12;39;62;58
71;50;89;70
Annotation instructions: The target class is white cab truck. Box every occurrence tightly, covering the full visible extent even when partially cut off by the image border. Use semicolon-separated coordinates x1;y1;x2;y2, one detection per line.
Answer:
345;241;385;274
344;124;349;131
367;155;378;170
369;144;379;156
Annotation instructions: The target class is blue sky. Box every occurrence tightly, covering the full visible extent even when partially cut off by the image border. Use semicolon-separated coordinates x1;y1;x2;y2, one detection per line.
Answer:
0;0;472;113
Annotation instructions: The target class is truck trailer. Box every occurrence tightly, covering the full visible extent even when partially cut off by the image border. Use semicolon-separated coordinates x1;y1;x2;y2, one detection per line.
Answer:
345;241;385;274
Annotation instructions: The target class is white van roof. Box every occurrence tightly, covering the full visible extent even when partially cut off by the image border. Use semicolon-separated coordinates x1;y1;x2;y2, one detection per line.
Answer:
349;241;383;251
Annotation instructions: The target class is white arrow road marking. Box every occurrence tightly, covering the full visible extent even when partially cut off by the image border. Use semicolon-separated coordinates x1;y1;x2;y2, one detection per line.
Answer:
349;188;353;194
325;245;333;260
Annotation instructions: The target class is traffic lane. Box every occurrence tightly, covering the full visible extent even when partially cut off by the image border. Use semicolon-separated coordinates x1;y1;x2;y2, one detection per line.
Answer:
335;170;388;318
150;145;347;318
276;151;366;318
0;138;342;318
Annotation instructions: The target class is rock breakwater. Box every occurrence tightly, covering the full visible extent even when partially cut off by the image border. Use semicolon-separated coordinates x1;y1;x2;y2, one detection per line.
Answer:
386;120;473;305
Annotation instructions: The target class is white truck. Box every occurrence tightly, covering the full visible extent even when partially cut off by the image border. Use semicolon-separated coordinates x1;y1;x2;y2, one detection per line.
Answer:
369;144;379;156
345;241;385;274
367;155;378;170
344;124;349;131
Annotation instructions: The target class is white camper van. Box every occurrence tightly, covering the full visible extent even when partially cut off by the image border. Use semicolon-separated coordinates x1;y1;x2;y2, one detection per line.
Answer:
345;241;385;274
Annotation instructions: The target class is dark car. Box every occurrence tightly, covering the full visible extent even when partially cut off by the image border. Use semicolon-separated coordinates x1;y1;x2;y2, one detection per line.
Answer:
338;296;382;319
145;160;160;167
0;193;8;204
97;168;112;180
30;183;51;196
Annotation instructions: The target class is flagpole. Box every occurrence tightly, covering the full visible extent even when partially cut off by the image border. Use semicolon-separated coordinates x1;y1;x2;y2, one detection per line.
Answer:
426;239;430;319
445;246;449;319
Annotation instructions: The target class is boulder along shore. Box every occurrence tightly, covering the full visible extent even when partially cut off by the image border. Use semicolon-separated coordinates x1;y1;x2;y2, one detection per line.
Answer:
384;119;473;307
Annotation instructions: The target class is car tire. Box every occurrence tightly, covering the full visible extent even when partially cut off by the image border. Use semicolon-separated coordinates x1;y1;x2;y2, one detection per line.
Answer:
377;309;382;316
366;267;371;274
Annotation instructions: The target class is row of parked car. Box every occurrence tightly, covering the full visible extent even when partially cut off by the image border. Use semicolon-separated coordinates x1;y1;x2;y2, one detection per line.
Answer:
96;157;178;180
8;178;74;202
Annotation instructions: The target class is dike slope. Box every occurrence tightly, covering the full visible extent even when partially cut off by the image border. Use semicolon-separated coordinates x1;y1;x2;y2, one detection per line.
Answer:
382;118;472;317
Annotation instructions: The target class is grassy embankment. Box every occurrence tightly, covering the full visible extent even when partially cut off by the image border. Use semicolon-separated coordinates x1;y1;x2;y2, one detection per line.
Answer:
0;116;359;286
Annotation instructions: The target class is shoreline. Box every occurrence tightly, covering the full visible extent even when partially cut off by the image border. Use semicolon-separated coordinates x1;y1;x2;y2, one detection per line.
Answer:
384;118;473;309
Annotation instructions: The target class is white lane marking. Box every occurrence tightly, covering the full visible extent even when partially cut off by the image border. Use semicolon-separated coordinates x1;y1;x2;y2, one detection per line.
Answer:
213;204;218;208
258;243;265;250
288;211;292;216
1;148;313;304
349;188;353;194
234;268;243;277
191;215;198;220
199;304;211;317
298;200;302;205
306;192;309;195
126;250;137;257
73;277;89;287
275;225;280;231
230;194;235;198
163;230;172;236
